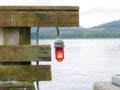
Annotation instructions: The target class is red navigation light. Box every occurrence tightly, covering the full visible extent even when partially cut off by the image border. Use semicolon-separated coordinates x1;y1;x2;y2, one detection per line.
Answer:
54;39;65;62
55;47;64;62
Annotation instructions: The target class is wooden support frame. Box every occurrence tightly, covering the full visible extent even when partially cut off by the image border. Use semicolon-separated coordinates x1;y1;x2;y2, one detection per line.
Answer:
0;6;80;82
0;26;52;81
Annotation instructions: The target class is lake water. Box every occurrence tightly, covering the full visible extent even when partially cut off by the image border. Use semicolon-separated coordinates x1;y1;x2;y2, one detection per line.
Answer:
32;39;120;90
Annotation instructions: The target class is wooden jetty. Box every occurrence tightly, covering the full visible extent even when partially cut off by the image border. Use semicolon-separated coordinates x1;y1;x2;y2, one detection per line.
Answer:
0;6;79;89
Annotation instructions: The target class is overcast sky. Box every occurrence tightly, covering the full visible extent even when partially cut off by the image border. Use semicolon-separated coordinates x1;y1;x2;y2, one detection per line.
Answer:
1;0;120;28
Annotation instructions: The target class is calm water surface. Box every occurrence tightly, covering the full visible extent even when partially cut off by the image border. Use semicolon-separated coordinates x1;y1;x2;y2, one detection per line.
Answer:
32;39;120;90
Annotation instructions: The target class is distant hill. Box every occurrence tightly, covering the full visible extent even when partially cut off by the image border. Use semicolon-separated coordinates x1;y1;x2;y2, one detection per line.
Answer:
92;20;120;28
31;20;120;39
31;27;87;39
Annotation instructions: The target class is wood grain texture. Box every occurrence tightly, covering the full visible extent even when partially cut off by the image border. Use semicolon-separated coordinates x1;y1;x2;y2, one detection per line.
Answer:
0;45;51;62
0;82;35;90
0;65;51;81
0;11;79;27
0;6;79;11
20;27;31;45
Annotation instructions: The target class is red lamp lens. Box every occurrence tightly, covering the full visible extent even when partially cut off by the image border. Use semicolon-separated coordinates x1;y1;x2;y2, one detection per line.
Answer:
55;47;64;62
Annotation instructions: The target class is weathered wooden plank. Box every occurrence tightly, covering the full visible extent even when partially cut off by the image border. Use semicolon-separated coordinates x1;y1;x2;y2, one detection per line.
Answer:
0;11;79;27
0;65;51;81
0;45;51;62
0;82;35;90
0;62;31;65
0;6;79;11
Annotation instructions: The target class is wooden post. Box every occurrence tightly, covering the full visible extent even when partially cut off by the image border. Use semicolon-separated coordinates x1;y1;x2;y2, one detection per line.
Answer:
0;28;3;45
0;27;51;81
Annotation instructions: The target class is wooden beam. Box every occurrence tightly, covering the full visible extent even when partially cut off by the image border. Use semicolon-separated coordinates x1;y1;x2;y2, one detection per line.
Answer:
0;65;51;81
0;45;51;62
0;6;79;27
0;82;35;90
0;6;79;11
